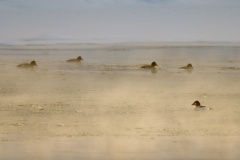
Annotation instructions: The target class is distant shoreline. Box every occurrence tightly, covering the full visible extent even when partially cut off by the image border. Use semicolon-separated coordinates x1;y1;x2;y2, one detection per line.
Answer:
1;42;240;50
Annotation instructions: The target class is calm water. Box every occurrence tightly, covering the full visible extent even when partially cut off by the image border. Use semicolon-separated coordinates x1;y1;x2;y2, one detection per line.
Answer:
0;44;240;74
1;43;240;160
1;136;240;160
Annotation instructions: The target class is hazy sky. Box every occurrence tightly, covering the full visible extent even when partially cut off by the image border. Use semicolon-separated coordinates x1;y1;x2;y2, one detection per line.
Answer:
0;0;240;44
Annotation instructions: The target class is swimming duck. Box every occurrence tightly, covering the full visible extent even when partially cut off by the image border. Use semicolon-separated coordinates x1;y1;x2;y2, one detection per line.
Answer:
141;61;158;69
17;61;37;68
66;56;83;62
192;100;211;111
180;63;193;69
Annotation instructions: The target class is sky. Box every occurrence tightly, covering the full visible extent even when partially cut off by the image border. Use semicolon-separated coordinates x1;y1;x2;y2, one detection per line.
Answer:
0;0;240;44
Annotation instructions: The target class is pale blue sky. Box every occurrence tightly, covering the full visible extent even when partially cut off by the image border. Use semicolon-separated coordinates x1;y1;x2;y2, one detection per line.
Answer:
0;0;240;44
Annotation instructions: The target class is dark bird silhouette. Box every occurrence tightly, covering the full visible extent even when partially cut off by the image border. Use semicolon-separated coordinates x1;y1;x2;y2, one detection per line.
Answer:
192;100;211;111
180;63;193;69
66;56;83;62
17;61;37;68
141;61;158;69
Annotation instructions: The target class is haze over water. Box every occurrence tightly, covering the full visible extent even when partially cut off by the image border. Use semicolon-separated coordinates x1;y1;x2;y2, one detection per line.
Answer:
0;0;240;44
1;1;240;160
1;43;240;74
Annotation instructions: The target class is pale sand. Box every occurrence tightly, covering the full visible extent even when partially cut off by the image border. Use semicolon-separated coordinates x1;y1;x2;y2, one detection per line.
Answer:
0;45;240;159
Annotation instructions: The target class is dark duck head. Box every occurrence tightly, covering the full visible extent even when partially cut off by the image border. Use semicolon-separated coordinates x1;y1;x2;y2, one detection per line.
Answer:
30;61;37;66
192;100;201;107
151;61;158;67
77;56;83;61
187;63;193;68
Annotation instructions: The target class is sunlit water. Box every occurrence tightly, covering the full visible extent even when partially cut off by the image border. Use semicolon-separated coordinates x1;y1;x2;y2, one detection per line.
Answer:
1;135;240;160
1;43;240;159
1;44;240;74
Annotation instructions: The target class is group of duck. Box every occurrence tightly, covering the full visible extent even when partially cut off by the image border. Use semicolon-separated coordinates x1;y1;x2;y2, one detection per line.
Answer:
140;62;210;111
17;56;83;67
16;56;210;111
17;56;193;70
141;61;193;70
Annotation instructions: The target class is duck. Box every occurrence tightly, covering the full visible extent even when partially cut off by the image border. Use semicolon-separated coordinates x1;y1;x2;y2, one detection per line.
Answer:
66;56;83;62
180;63;193;69
192;100;211;111
17;60;37;68
141;61;158;69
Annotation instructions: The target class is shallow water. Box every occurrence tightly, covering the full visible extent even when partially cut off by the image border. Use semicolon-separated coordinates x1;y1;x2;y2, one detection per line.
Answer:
1;43;240;159
1;44;240;74
1;136;240;160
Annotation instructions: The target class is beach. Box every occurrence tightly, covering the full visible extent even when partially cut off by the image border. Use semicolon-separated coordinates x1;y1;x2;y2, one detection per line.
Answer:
0;43;240;159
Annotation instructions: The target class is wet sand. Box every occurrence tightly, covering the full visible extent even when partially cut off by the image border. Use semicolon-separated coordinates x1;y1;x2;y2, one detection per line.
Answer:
0;44;240;159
